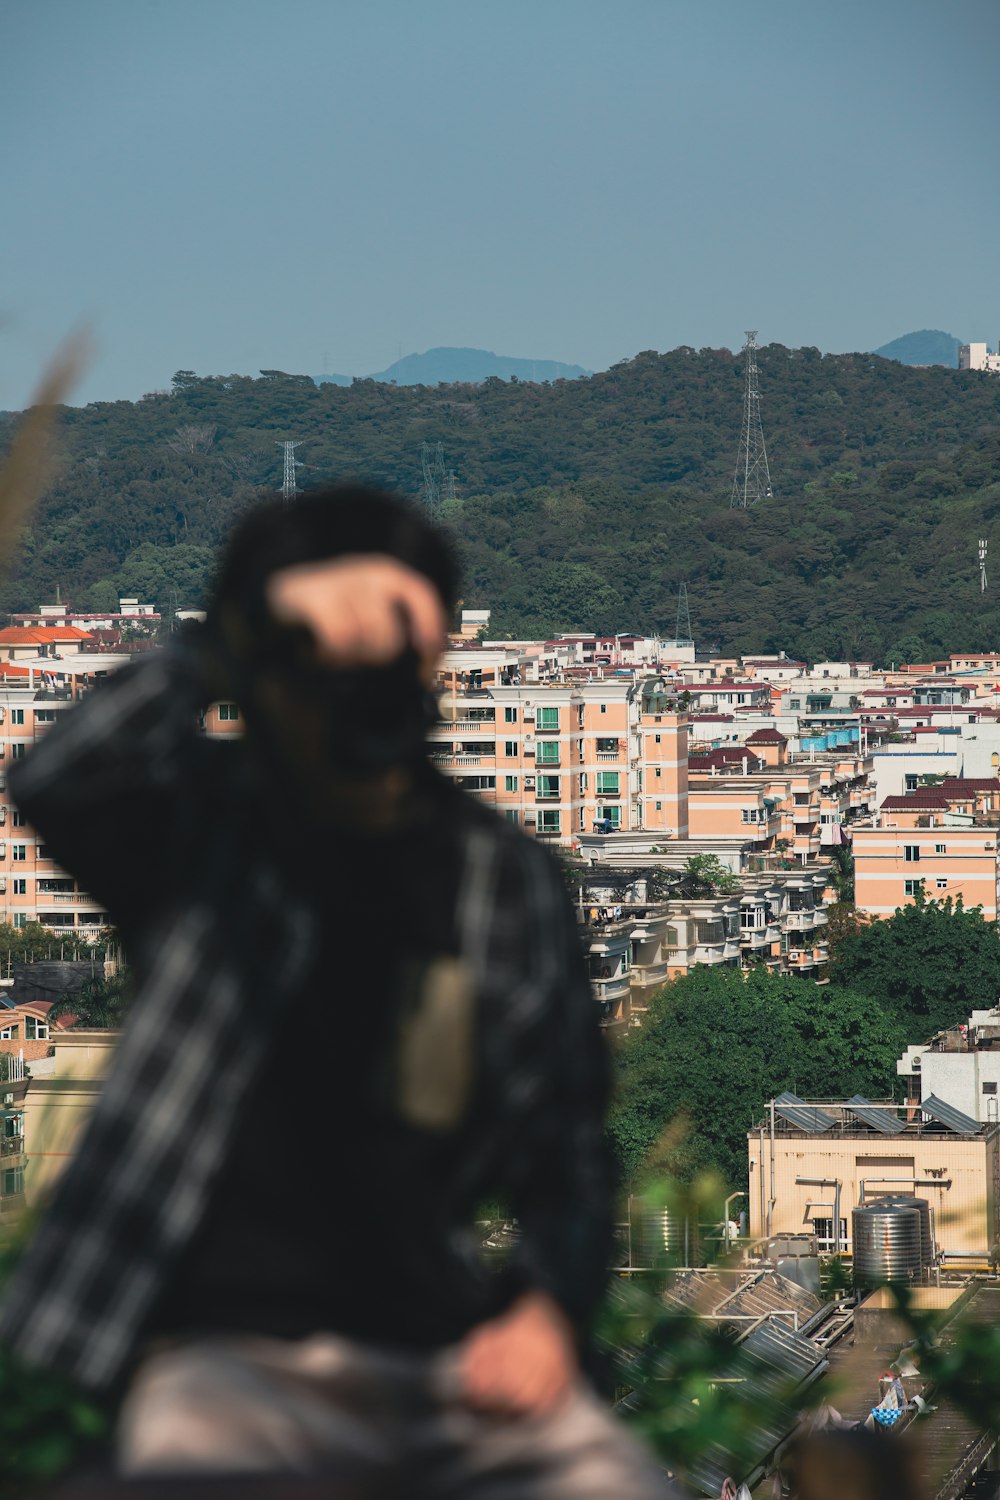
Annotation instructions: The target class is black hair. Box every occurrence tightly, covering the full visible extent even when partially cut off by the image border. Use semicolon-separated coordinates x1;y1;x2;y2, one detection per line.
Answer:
208;485;460;626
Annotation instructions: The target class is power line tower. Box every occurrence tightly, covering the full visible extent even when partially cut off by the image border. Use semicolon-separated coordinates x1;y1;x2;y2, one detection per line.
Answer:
729;331;773;509
980;538;988;593
277;441;303;502
674;582;693;646
421;442;454;506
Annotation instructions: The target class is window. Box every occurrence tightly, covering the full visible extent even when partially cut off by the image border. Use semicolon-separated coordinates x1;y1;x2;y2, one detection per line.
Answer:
904;845;920;862
536;707;558;730
12;879;25;895
10;745;24;761
11;812;23;827
579;773;587;792
505;776;517;792
13;914;26;930
537;774;560;799
537;809;561;833
935;844;946;854
596;737;617;754
505;741;518;758
812;1218;848;1253
936;879;948;890
504;810;519;826
597;805;621;828
37;846;52;861
741;808;761;824
504;706;517;723
654;734;661;744
904;879;924;896
10;710;23;726
600;705;606;714
218;703;240;721
655;767;661;779
905;774;918;791
983;1082;998;1095
460;776;496;792
25;1016;48;1040
536;741;560;765
34;710;55;723
655;801;662;811
596;771;619;796
11;846;25;862
0;1025;18;1039
789;699;801;710
2;1167;24;1197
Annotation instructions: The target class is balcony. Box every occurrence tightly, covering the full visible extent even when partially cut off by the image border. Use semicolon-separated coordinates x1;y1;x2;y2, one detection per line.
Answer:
630;960;669;989
591;973;631;1004
0;1136;24;1157
596;751;620;761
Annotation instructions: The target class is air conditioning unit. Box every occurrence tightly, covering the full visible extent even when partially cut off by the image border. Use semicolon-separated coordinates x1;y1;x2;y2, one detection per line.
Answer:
0;878;6;893
525;777;536;789
0;844;6;860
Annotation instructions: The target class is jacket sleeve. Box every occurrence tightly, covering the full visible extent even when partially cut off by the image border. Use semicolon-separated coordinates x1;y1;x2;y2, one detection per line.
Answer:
502;866;615;1335
8;642;211;934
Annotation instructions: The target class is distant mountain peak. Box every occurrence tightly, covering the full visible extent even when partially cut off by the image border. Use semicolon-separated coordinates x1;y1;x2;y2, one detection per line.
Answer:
316;346;590;388
872;330;961;368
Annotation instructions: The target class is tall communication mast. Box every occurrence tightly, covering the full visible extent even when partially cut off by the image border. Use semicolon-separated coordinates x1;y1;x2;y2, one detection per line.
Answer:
729;331;773;509
277;440;303;502
674;582;693;646
980;538;988;593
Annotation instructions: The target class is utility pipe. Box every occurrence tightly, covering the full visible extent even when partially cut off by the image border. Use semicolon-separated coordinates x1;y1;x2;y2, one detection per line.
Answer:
859;1177;952;1202
723;1191;745;1250
795;1176;842;1253
768;1099;776;1239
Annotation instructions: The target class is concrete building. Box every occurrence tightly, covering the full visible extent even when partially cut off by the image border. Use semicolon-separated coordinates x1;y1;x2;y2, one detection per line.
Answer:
898;1009;1000;1124
748;1095;1000;1259
959;342;1000;374
853;792;1000;918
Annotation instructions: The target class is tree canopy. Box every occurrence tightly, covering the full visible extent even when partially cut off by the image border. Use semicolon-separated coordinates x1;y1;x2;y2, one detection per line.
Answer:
607;965;904;1190
2;346;999;661
828;893;1000;1041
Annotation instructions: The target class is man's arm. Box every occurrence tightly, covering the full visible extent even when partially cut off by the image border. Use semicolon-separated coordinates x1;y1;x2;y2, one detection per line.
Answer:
8;640;215;932
461;868;614;1414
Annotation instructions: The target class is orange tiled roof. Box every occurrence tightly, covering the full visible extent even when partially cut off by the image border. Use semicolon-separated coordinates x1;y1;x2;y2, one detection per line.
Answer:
0;626;93;644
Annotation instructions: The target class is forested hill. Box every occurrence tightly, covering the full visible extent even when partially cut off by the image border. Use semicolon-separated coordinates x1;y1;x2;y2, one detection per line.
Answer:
3;345;1000;663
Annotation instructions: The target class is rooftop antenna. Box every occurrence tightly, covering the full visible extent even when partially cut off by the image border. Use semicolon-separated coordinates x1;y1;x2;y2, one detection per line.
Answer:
674;582;693;646
980;538;988;593
277;441;303;503
730;331;773;509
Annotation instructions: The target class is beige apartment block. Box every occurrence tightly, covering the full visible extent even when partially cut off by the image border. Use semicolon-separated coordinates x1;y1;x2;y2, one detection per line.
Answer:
748;1098;1000;1258
21;1029;118;1204
853;821;999;919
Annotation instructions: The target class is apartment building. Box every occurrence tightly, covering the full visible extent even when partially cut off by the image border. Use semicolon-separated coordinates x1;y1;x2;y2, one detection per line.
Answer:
853;813;1000;919
430;676;689;843
897;1009;1000;1125
959;342;1000;374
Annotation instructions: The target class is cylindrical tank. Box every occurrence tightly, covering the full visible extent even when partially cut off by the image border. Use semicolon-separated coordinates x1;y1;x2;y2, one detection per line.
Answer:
629;1199;696;1268
852;1202;922;1287
869;1195;933;1267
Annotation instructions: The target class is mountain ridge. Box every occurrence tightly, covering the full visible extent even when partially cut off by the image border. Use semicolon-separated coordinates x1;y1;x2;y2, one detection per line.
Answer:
315;345;591;387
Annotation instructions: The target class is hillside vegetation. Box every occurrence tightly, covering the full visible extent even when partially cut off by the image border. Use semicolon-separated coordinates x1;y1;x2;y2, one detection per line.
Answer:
3;345;1000;662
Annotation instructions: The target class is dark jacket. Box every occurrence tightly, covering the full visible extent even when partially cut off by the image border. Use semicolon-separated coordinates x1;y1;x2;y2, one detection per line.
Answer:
0;644;613;1391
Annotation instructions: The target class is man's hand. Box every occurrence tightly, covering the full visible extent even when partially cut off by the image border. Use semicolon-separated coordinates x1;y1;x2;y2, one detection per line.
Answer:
458;1291;578;1417
264;555;447;681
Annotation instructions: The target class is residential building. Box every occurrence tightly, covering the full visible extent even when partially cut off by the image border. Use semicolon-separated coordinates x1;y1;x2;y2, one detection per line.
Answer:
959;342;1000;374
748;1094;1000;1259
897;1009;1000;1124
853;795;1000;918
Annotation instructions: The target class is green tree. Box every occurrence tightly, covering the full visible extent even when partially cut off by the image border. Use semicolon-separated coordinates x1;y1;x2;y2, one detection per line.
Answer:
829;893;1000;1040
47;969;134;1030
608;966;903;1189
680;854;740;895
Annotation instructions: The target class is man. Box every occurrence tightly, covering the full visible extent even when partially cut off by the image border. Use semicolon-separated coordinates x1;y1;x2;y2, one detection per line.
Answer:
0;488;671;1495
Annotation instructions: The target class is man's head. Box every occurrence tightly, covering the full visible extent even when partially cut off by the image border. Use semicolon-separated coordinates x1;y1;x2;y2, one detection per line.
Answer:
208;486;459;793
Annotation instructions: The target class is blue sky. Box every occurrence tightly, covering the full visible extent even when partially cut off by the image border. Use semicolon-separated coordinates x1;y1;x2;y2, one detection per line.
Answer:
3;0;999;406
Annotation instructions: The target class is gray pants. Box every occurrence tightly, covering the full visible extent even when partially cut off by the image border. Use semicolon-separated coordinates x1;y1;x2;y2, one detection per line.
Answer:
117;1333;679;1498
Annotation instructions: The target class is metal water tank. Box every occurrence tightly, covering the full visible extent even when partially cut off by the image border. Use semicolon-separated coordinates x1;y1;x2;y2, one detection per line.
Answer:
629;1199;695;1268
869;1195;933;1267
852;1202;922;1287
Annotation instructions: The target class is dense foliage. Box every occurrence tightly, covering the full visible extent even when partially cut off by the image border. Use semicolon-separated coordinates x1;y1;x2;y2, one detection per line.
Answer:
607;966;904;1189
828;893;1000;1040
3;347;1000;660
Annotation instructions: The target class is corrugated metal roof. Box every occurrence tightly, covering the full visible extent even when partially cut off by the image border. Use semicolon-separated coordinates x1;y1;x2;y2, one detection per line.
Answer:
774;1092;836;1134
845;1094;907;1135
921;1094;980;1135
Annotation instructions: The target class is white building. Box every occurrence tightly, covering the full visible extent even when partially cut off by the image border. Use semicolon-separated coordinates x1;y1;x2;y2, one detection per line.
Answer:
959;342;1000;374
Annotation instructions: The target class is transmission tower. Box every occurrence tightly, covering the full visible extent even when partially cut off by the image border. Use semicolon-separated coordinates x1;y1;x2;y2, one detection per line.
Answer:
277;440;303;502
674;582;693;646
729;331;773;509
980;538;988;593
421;442;454;506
